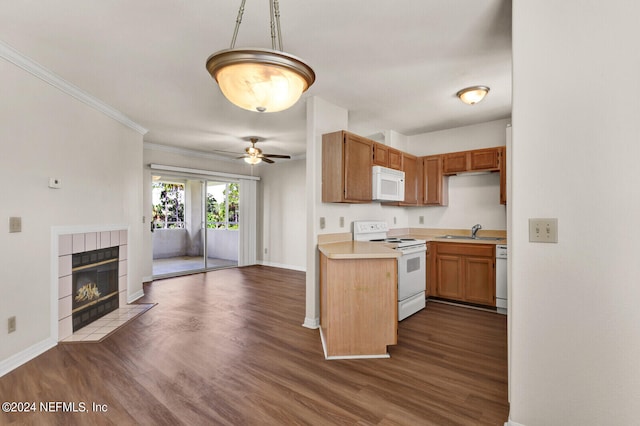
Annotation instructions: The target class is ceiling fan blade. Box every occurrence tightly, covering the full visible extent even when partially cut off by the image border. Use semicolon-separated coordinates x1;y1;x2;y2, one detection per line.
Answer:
261;157;275;164
262;154;291;159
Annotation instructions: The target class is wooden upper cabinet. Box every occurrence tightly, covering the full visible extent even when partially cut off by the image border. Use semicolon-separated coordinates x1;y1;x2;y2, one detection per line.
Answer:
373;143;403;170
499;147;507;205
401;153;418;205
442;152;468;174
422;155;448;206
372;143;388;167
388;148;403;170
322;131;373;203
442;147;502;175
469;148;500;171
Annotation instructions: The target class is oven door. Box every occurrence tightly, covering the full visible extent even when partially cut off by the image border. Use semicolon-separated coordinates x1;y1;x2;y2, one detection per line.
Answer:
397;246;426;300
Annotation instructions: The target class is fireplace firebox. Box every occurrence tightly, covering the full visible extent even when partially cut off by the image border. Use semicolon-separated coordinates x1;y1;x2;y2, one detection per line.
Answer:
72;247;119;331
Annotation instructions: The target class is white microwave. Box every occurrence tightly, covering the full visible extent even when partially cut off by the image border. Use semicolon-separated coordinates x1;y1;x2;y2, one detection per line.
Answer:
372;166;405;201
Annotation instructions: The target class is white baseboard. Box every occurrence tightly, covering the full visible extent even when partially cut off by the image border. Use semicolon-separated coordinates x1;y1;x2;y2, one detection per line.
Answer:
142;275;153;283
319;327;389;360
0;337;57;378
302;317;319;329
258;260;306;272
128;289;145;303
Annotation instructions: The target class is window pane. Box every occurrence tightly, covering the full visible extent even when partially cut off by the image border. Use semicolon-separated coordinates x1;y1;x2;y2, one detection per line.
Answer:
152;182;185;229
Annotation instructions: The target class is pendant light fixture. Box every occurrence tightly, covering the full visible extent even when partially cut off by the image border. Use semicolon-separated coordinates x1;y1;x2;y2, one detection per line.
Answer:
456;86;490;105
206;0;315;113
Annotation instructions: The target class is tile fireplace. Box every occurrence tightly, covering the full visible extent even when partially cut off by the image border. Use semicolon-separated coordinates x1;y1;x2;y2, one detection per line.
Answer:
71;246;120;331
58;229;128;341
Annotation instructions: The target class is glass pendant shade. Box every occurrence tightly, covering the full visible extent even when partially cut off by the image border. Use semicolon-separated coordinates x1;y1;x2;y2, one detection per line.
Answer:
457;86;490;105
244;155;262;164
207;48;315;113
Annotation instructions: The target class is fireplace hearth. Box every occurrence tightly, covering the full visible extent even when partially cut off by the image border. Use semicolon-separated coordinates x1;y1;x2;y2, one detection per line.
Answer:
72;247;119;331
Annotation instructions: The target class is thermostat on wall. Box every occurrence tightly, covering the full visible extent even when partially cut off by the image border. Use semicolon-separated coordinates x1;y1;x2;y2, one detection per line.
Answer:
48;177;62;189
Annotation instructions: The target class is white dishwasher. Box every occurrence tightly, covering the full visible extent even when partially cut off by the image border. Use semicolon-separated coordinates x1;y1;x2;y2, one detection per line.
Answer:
496;244;507;315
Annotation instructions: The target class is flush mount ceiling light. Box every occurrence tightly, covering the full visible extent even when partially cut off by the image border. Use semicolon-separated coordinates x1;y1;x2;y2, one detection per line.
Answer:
456;86;490;105
206;0;315;113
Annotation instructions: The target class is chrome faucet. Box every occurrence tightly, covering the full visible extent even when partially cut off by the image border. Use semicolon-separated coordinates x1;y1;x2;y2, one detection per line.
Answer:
471;224;482;239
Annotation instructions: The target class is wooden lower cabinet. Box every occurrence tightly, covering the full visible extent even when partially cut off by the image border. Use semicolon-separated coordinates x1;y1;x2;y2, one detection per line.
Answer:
319;253;397;358
433;242;496;307
436;254;464;299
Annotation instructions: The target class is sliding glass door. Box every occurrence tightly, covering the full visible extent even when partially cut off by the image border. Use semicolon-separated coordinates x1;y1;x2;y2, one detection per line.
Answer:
151;175;239;278
205;181;239;269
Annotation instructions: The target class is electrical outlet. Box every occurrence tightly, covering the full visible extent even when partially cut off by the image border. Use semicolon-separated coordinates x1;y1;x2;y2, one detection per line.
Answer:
9;217;22;233
339;217;344;228
8;316;16;333
319;217;325;229
419;216;424;225
393;216;397;225
529;218;558;243
264;248;268;254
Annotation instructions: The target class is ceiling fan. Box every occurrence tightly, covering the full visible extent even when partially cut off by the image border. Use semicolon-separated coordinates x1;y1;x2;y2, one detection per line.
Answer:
238;137;291;165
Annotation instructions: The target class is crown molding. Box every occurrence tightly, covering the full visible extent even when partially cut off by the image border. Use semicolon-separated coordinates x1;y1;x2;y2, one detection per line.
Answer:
0;40;147;135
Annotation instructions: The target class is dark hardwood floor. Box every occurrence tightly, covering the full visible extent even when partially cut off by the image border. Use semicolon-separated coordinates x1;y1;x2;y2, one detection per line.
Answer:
0;266;508;425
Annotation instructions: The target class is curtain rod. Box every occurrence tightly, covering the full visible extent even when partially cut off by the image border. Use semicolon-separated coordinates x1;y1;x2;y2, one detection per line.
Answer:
149;164;260;181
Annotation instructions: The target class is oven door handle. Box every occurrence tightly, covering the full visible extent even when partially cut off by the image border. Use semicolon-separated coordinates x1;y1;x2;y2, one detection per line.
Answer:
397;246;426;255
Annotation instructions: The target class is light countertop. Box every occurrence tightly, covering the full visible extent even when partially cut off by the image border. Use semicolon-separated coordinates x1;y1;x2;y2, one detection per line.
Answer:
318;228;507;259
318;241;401;259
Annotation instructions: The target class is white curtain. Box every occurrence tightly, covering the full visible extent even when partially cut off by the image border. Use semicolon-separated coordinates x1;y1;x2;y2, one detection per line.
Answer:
238;179;257;266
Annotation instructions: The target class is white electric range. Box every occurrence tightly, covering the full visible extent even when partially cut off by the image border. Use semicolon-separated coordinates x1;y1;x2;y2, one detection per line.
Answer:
353;221;427;320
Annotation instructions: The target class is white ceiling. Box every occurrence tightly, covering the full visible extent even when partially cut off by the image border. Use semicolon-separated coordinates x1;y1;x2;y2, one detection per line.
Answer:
1;0;511;159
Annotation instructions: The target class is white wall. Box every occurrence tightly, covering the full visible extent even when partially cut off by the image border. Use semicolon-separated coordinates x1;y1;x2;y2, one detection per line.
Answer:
510;1;640;424
406;119;509;230
258;159;307;270
0;57;144;367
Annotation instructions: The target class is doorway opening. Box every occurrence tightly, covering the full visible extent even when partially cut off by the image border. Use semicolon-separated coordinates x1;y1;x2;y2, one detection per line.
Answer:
151;176;239;278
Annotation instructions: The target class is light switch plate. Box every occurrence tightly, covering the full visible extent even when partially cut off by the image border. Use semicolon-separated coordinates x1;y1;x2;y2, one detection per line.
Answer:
9;217;22;233
319;217;325;229
529;218;558;243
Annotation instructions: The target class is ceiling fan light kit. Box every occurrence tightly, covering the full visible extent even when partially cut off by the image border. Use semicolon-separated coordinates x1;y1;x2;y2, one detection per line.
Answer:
238;137;291;165
457;85;490;105
206;0;315;113
244;155;262;165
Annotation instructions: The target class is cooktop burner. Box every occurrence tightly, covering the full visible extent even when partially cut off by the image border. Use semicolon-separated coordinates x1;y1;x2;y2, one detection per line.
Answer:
353;220;426;248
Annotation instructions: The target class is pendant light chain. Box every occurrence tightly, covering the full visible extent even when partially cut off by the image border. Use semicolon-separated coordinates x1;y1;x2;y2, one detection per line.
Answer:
229;0;247;49
229;0;284;52
272;0;283;51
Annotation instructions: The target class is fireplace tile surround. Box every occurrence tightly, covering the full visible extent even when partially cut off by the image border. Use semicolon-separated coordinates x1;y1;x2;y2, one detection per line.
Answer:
57;230;128;341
